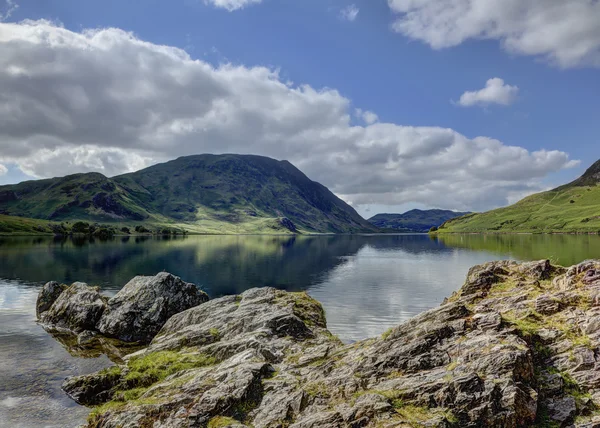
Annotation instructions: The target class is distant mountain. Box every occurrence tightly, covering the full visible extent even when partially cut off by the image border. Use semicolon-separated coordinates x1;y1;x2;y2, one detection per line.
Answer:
0;154;378;234
437;159;600;233
368;209;471;233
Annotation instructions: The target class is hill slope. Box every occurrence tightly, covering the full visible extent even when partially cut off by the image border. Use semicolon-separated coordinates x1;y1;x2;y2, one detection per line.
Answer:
369;209;470;232
437;160;600;233
0;154;377;234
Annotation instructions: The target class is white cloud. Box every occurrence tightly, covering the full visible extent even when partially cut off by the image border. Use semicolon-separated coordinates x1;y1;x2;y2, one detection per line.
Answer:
340;4;359;22
0;0;18;21
457;78;519;107
204;0;262;11
0;20;579;211
0;163;7;176
388;0;600;68
355;108;379;124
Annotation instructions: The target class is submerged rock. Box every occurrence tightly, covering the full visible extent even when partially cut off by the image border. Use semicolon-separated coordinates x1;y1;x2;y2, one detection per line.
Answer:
97;272;209;343
40;282;107;333
53;260;600;427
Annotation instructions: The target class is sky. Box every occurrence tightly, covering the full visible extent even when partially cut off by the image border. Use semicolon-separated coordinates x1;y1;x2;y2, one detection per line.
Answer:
0;0;598;217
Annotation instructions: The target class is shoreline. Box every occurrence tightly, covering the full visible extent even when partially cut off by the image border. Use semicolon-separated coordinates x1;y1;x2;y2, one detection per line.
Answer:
36;259;600;427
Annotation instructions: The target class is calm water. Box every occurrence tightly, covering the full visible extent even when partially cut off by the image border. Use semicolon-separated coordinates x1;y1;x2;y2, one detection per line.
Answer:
1;233;600;427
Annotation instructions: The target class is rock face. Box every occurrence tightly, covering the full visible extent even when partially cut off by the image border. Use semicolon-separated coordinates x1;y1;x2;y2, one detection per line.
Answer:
37;273;208;345
36;281;68;318
40;282;107;332
58;260;600;427
97;272;209;343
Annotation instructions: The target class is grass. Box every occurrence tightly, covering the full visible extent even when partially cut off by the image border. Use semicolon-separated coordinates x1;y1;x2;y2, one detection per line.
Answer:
0;154;377;235
0;214;55;235
207;416;242;428
381;328;394;340
303;381;331;398
435;179;600;234
277;291;327;328
87;350;216;423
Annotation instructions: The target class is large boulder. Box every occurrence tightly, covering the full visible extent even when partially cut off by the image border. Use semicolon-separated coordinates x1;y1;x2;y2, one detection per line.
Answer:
97;272;208;343
36;281;68;318
56;261;600;427
40;282;107;332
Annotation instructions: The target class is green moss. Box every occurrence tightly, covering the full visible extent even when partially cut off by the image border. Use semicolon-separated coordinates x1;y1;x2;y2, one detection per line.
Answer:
99;365;123;377
209;328;220;338
88;401;126;422
207;416;241;428
446;361;459;371
276;291;326;328
502;313;542;337
124;351;216;388
381;328;394;340
303;381;330;398
88;351;217;422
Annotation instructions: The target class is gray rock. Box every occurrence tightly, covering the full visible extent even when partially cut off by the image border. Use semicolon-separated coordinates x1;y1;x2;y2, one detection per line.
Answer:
547;396;576;424
97;272;208;343
40;282;107;333
50;260;600;428
536;294;562;315
36;281;67;317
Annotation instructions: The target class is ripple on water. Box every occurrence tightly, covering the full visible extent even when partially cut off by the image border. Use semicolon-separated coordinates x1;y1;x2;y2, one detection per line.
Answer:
0;280;112;428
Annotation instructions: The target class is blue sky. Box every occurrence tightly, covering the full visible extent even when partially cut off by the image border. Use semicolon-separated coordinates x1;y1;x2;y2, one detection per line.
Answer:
0;0;599;216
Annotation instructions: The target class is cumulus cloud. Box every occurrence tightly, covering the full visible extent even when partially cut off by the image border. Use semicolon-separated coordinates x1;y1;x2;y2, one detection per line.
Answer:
388;0;600;68
457;78;519;107
0;163;7;176
0;20;578;211
204;0;262;11
340;4;359;22
0;0;18;21
355;109;379;124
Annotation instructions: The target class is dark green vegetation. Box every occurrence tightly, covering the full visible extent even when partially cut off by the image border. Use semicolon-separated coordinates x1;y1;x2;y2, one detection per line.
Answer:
368;209;470;233
0;154;377;234
0;214;184;237
437;159;600;233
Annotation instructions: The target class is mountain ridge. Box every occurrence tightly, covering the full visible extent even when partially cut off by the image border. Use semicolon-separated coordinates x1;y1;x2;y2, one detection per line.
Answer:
0;154;377;234
369;209;471;232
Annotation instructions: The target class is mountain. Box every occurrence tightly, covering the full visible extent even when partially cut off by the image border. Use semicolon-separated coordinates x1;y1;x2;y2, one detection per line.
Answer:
368;209;471;232
436;159;600;233
0;154;377;234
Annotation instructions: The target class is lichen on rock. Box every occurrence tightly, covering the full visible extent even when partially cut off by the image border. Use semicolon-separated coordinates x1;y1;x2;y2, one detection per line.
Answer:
44;260;600;427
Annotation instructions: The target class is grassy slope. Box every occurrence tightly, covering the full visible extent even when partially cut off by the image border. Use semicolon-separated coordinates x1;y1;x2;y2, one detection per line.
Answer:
0;173;153;222
115;154;376;234
0;154;376;235
437;184;600;234
0;215;55;235
369;209;470;232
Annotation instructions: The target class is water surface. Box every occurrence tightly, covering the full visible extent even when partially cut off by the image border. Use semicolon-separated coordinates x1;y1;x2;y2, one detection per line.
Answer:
1;233;599;427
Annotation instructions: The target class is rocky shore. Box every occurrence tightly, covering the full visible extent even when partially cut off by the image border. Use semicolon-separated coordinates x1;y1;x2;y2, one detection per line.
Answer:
37;260;600;427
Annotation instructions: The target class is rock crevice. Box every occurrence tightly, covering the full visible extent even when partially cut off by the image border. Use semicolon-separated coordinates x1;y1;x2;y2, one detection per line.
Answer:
41;260;600;427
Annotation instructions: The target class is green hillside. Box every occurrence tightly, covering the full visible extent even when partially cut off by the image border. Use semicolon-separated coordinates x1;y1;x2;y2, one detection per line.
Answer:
369;209;470;232
436;160;600;234
0;154;377;234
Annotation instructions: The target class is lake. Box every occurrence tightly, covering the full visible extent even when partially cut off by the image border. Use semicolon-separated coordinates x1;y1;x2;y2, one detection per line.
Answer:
1;233;600;427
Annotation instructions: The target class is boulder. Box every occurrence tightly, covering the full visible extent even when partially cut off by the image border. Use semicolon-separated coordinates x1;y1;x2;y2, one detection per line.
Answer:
36;281;68;317
97;272;208;343
40;282;107;332
51;260;600;427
